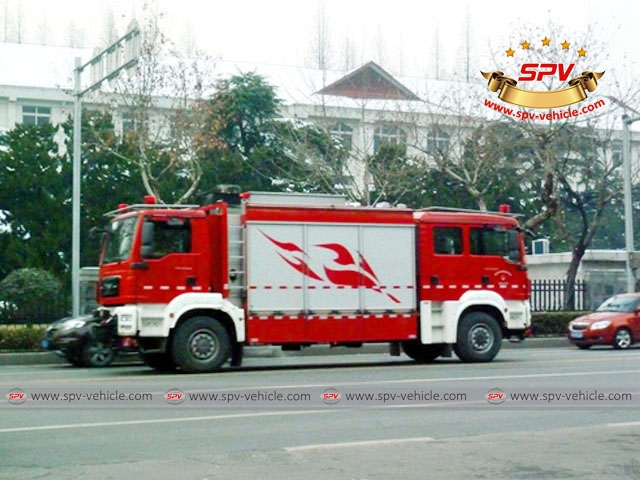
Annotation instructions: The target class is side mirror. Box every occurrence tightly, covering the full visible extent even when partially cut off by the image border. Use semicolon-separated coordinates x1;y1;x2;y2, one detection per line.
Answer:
507;249;521;262
89;226;107;239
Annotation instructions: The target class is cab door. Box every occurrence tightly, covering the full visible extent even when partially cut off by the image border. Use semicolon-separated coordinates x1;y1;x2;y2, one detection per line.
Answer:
420;224;468;301
467;224;529;300
135;215;207;304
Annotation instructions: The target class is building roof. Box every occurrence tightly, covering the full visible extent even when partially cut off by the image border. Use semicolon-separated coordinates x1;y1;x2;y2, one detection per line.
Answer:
317;61;420;101
0;42;89;90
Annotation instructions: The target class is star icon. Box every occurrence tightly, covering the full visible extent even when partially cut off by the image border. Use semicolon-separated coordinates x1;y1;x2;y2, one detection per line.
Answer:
521;40;531;50
541;36;551;46
506;47;515;57
577;47;587;57
561;40;571;50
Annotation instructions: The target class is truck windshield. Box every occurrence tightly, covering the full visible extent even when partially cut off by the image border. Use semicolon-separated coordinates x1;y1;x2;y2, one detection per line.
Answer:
103;216;138;264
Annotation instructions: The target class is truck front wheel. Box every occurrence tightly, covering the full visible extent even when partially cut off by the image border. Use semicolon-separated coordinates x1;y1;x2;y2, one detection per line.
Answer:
454;312;502;362
171;316;230;373
401;342;445;363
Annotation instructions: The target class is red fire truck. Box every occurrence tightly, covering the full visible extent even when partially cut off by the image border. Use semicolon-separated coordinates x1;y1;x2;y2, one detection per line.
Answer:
96;192;531;373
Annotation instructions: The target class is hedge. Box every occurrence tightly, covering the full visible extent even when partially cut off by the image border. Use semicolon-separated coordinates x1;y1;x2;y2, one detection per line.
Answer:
530;311;585;337
0;325;47;352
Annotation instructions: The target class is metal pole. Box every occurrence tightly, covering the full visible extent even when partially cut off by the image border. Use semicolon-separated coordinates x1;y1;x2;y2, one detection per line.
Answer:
72;57;82;316
622;115;636;293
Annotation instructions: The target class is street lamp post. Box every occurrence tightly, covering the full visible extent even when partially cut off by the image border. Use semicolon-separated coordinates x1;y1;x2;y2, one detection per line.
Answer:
622;114;638;293
71;21;140;316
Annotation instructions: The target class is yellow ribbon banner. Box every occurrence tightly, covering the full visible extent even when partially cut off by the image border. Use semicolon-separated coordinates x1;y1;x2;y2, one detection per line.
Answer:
481;71;604;109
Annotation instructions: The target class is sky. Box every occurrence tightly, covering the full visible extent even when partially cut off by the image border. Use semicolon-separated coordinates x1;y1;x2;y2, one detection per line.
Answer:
1;0;639;82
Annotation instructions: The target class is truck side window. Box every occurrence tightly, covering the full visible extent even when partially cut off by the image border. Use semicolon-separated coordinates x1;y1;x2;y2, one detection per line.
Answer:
470;227;508;257
148;218;191;259
433;227;462;255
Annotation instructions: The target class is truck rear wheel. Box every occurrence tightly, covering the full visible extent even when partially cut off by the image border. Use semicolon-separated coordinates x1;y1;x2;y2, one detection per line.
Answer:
171;316;230;373
401;342;445;363
140;352;176;371
454;312;502;362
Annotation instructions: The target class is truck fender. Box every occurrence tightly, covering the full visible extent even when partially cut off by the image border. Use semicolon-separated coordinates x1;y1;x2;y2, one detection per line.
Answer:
453;290;508;336
164;293;245;343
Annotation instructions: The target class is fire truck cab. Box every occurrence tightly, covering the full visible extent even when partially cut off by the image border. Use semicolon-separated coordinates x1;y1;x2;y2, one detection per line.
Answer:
97;192;531;373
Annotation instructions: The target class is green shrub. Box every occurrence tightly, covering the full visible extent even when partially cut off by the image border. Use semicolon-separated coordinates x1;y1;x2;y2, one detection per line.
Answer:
0;325;47;352
0;268;68;324
530;311;586;337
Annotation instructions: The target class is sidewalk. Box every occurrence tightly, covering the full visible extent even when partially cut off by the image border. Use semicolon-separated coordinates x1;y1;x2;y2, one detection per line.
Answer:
0;337;571;366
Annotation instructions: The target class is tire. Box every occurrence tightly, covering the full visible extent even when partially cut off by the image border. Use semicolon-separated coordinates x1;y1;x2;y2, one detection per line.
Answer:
81;338;116;367
140;352;177;372
65;352;86;367
576;343;592;350
453;312;502;363
401;342;445;363
171;316;230;373
613;328;632;350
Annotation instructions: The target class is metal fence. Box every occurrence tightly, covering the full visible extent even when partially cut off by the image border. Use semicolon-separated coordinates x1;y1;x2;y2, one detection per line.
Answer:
0;299;70;326
530;279;587;312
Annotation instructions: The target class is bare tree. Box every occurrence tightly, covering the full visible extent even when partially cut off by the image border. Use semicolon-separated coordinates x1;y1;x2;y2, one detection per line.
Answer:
552;124;622;308
372;24;387;68
340;30;358;72
35;15;50;45
179;18;198;57
65;21;85;48
307;0;334;75
100;7;120;47
103;13;219;204
432;25;442;80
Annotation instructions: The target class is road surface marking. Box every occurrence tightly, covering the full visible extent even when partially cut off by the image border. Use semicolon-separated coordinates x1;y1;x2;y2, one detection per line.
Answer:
285;436;435;452
0;409;341;434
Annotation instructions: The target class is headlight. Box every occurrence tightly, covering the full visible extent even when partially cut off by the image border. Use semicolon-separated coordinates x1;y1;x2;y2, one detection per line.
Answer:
590;320;611;330
61;319;87;331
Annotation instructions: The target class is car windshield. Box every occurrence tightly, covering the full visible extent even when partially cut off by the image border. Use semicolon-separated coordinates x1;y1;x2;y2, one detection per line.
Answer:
596;295;640;313
103;216;138;264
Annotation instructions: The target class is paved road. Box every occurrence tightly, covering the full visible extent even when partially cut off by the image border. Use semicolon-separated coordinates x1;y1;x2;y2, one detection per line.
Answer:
1;347;640;479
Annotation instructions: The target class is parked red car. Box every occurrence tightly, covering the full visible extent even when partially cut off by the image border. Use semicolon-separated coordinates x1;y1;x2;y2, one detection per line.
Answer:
567;293;640;350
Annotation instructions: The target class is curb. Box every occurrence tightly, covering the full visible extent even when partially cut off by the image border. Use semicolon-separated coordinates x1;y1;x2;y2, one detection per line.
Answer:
0;338;571;367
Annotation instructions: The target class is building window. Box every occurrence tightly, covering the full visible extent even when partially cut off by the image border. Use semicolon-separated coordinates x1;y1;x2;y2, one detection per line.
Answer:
122;112;136;135
331;122;353;151
426;127;449;156
22;106;51;125
374;125;407;153
611;141;622;165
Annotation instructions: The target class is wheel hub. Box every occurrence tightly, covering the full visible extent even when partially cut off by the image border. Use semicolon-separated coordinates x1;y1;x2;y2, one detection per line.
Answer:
469;324;493;353
189;330;218;360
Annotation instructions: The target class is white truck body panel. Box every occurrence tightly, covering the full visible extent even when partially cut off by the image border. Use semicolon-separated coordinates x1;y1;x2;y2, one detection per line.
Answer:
246;222;416;315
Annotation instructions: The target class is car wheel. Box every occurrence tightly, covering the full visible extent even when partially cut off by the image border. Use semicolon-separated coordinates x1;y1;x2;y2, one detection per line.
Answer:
613;328;633;350
81;339;116;367
576;343;592;350
65;352;86;367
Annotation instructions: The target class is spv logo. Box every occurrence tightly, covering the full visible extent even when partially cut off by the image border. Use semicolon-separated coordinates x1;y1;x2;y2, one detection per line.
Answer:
486;388;506;405
482;36;603;110
6;388;27;405
165;389;185;405
321;388;341;405
518;63;575;82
